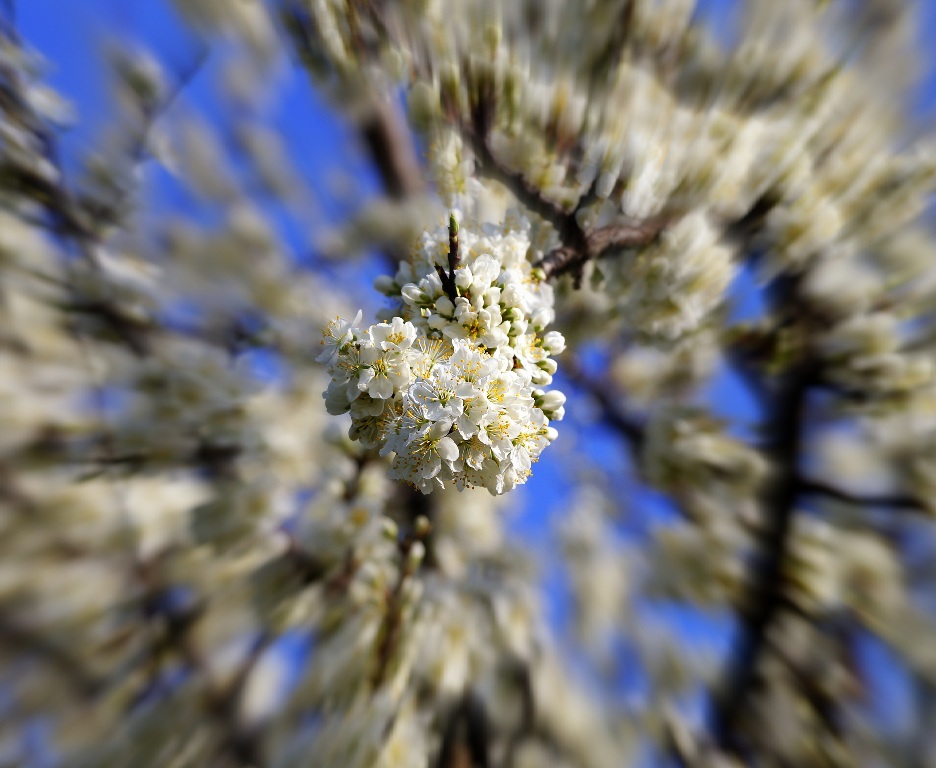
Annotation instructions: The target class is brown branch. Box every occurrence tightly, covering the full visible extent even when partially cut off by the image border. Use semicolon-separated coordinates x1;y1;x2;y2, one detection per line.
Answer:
206;631;274;768
435;212;461;301
133;556;272;768
465;114;579;245
583;0;636;92
437;691;490;768
712;270;815;755
764;630;846;743
60;298;154;356
290;14;424;264
563;356;645;454
797;477;923;512
371;533;419;689
464;98;669;284
361;97;426;200
0;613;103;698
500;661;534;768
664;713;697;768
537;217;671;281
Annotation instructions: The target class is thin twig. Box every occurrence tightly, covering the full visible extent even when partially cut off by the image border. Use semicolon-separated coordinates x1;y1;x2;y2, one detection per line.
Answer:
797;477;923;512
563;356;645;454
465;97;669;284
361;97;425;200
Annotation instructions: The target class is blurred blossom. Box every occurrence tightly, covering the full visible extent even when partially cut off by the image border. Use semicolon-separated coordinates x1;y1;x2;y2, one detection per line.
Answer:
1;1;936;767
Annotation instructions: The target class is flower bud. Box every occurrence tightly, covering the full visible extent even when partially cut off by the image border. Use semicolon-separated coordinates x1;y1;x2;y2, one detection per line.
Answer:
401;284;424;304
406;541;426;571
537;358;558;376
373;274;396;294
531;307;554;330
542;331;566;354
414;515;432;538
435;296;455;315
508;317;528;336
382;517;400;541
537;389;566;413
501;284;523;307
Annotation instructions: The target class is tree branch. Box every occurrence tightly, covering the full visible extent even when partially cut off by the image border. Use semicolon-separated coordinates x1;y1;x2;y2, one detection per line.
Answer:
563;356;645;454
797;477;923;512
466;114;579;244
501;661;534;768
712;267;815;753
464;98;669;285
0;612;103;699
361;97;426;200
713;359;813;753
437;690;490;768
536;218;671;281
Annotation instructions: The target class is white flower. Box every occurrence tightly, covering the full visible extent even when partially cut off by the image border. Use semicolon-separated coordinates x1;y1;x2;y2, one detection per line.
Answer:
368;316;417;352
387;420;459;495
356;344;411;400
612;212;736;342
408;377;465;423
317;310;363;364
542;330;566;355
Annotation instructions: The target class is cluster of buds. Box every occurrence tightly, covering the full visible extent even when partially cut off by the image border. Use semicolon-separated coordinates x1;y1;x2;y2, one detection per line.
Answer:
320;213;566;495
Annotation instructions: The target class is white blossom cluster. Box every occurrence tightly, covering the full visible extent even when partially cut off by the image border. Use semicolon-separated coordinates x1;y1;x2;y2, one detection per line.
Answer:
320;215;566;495
611;211;737;343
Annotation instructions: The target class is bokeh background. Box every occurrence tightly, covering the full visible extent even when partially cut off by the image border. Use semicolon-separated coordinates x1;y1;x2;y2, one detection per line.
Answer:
6;1;936;765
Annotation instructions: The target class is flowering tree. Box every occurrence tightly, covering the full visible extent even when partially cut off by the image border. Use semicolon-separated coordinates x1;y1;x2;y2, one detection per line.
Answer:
3;0;936;766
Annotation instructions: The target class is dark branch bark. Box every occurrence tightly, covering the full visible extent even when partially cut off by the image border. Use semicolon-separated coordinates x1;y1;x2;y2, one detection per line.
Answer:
765;628;846;743
371;531;422;689
536;218;671;281
466;117;579;245
712;265;816;754
583;0;637;95
361;98;425;200
464;100;669;285
797;477;923;511
0;613;103;698
437;691;490;768
563;356;645;455
712;357;813;753
501;661;535;768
